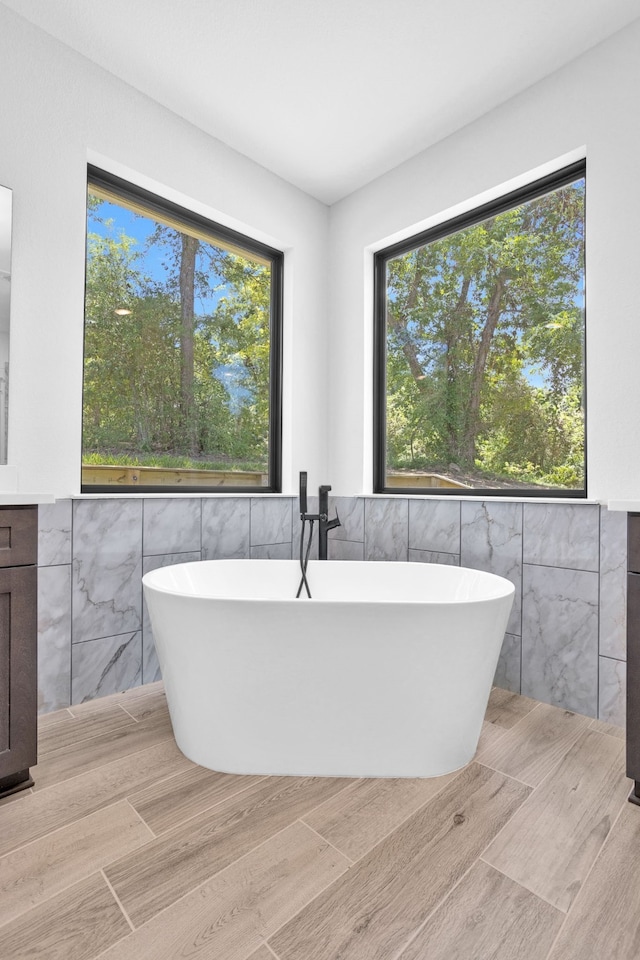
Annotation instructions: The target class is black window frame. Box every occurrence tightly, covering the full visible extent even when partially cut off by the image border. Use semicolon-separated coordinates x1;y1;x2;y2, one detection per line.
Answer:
373;159;587;498
82;165;283;494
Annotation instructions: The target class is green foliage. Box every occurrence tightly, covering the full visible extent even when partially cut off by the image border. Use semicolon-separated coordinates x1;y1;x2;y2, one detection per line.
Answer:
82;199;272;474
385;178;585;489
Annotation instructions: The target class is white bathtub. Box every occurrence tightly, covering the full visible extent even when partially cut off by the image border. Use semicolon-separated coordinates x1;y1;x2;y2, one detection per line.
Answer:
142;559;514;778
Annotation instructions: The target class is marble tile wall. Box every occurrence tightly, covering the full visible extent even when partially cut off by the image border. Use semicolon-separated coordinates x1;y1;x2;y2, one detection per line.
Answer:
37;495;628;725
37;496;294;711
332;496;627;723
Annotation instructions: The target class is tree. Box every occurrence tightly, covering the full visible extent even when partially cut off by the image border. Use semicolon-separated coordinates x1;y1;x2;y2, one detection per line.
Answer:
83;198;273;470
385;177;585;487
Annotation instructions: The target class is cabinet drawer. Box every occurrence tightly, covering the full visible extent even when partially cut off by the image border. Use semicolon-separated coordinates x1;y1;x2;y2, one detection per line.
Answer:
0;506;37;567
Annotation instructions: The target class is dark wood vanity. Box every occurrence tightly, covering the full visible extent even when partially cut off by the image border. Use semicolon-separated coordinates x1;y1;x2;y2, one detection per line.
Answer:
0;505;37;798
627;513;640;804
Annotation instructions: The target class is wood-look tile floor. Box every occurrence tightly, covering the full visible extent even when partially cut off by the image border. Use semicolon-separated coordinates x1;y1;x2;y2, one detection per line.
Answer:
0;683;636;960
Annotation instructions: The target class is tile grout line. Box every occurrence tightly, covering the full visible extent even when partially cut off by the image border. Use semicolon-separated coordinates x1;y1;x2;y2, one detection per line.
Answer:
0;797;139;864
0;805;156;933
475;714;593;792
38;712;141;759
20;733;178;801
305;768;473;869
472;757;539;790
101;868;136;933
588;716;625;738
119;703;142;723
540;793;631;960
101;808;351;937
123;797;157;842
66;682;165;719
125;775;270;838
387;836;536;960
477;854;569;915
297;818;355;865
288;777;361;824
263;941;284;960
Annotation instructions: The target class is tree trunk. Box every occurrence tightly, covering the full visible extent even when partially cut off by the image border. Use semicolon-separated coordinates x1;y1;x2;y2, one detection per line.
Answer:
180;234;198;455
459;273;507;464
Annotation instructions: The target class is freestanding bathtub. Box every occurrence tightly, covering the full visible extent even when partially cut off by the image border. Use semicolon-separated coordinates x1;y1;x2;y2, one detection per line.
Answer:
142;559;514;778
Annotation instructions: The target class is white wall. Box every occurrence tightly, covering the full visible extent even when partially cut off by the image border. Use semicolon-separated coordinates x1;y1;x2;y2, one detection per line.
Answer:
3;7;640;502
0;5;329;497
328;20;640;500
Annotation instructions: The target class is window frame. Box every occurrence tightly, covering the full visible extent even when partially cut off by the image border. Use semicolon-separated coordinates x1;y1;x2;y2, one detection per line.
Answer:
373;159;587;498
82;165;283;495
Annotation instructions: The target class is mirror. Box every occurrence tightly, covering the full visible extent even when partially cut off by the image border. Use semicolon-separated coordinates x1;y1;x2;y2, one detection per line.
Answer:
0;185;10;465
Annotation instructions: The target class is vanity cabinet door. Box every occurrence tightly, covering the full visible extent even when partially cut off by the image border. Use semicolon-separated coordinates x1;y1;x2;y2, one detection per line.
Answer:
0;506;38;568
0;564;37;791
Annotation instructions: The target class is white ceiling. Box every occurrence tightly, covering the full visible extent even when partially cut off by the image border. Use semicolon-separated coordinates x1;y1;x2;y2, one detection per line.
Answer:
3;0;640;203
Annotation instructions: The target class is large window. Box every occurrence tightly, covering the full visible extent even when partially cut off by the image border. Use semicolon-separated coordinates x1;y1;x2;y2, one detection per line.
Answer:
82;167;283;492
374;161;586;496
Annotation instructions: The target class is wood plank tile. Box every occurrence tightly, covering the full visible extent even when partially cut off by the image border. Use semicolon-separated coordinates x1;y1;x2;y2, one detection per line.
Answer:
119;690;171;724
483;729;629;911
546;803;640;960
246;948;276;960
129;765;264;834
304;770;459;861
115;680;164;702
269;763;530;960
31;709;174;790
484;687;538;729
93;821;349;960
477;702;591;786
590;717;625;740
106;774;353;927
38;702;137;757
0;799;152;926
0;739;193;858
476;719;510;753
37;707;74;729
67;681;164;717
398;860;563;960
0;872;130;960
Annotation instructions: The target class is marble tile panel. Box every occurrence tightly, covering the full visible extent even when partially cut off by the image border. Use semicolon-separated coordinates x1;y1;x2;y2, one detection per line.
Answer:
250;498;292;546
461;500;523;636
328;497;364;542
493;633;521;695
364;497;408;561
71;632;142;705
408;548;460;565
250;542;292;559
38;500;73;567
598;657;626;727
143;498;201;556
142;552;202;684
599;508;627;661
523;502;600;571
522;563;599;716
329;539;365;561
408;499;461;554
72;499;143;644
201;498;250;560
37;564;72;713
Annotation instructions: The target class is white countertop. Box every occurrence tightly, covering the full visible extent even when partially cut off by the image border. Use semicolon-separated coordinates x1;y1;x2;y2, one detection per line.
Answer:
608;501;640;512
0;493;55;506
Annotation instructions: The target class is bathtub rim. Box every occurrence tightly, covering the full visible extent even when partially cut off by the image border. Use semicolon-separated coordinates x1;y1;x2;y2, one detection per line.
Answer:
142;558;515;606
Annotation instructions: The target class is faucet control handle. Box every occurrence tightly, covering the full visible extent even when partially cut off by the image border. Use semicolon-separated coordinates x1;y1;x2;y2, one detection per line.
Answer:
326;509;341;532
